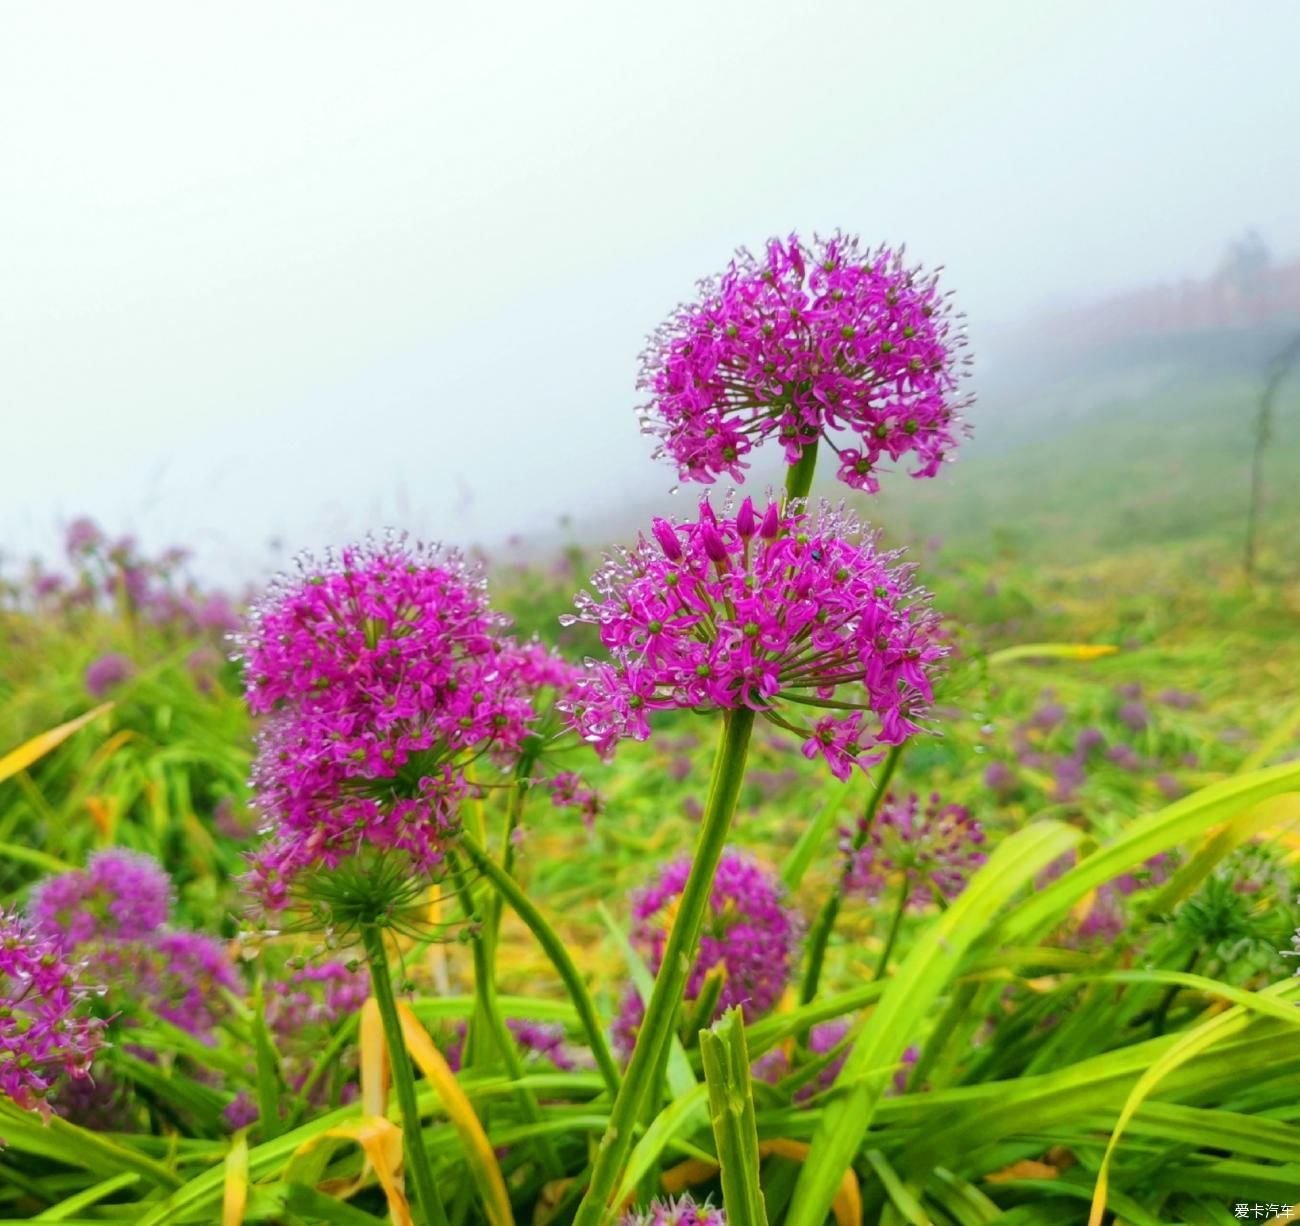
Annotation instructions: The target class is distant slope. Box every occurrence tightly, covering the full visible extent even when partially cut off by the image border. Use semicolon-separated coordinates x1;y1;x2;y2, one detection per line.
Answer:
866;367;1300;569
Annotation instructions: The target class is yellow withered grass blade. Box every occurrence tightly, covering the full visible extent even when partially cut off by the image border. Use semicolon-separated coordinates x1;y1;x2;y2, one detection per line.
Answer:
221;1132;249;1226
0;703;114;784
395;1000;515;1226
359;998;390;1119
663;1138;861;1226
300;1117;413;1226
985;643;1118;667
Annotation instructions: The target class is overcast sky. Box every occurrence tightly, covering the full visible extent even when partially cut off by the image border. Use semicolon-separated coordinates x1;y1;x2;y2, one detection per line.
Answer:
3;1;1298;580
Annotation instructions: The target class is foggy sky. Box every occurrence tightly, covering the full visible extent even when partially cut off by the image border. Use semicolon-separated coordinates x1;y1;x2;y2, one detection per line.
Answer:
4;1;1298;580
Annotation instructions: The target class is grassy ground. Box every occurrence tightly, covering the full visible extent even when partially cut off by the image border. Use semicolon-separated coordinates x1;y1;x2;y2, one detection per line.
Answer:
2;372;1300;1223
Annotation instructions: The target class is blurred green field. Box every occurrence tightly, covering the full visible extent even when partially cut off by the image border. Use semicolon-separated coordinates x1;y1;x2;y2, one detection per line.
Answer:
2;374;1300;1224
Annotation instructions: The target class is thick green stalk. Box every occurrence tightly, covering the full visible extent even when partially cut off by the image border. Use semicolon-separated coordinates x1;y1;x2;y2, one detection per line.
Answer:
359;924;448;1226
799;743;903;1006
468;756;532;1070
783;439;819;505
459;832;621;1097
571;708;756;1226
700;1010;770;1226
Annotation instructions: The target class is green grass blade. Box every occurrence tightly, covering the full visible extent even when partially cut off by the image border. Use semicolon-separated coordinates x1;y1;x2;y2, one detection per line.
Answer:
994;760;1300;946
699;1009;769;1226
785;819;1081;1226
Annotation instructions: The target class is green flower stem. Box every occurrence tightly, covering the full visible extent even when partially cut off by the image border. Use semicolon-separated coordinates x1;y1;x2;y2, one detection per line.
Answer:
783;439;820;504
799;743;903;1007
635;1030;678;1206
874;878;911;979
447;852;562;1179
487;752;537;952
359;924;448;1226
286;1014;359;1128
469;753;535;1070
459;831;622;1097
571;707;756;1226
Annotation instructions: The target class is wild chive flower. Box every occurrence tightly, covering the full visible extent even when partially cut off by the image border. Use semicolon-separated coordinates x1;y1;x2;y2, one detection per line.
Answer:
752;1018;850;1102
268;961;369;1033
264;961;369;1105
50;1063;132;1131
236;535;518;906
507;1019;578;1070
148;931;239;1042
562;497;943;778
613;848;799;1056
29;849;172;945
0;910;105;1113
547;770;603;829
442;1017;579;1074
492;635;617;768
85;653;134;698
638;231;969;491
621;1196;725;1226
842;792;986;906
983;760;1018;797
1107;744;1143;772
1117;700;1150;732
64;517;103;557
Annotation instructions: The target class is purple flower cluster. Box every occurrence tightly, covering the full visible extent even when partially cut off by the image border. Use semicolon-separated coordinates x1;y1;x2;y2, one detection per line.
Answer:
35;516;245;641
148;932;240;1040
0;910;105;1113
85;653;136;698
547;770;603;829
843;792;986;906
29;852;238;1046
442;1016;579;1075
639;231;969;491
621;1196;725;1226
29;849;172;945
507;1019;578;1071
267;961;370;1034
237;537;523;904
752;1018;850;1103
1037;851;1173;945
254;960;370;1116
563;497;943;776
614;848;799;1056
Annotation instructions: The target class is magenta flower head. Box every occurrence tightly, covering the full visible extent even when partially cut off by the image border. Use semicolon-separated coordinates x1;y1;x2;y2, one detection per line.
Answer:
621;1196;725;1226
264;961;369;1107
752;1017;850;1103
64;516;103;558
562;497;944;777
614;847;799;1056
490;634;610;766
843;792;986;907
29;849;172;946
85;653;134;698
507;1018;578;1070
236;535;513;911
148;931;240;1041
638;231;969;491
267;961;370;1035
0;909;106;1114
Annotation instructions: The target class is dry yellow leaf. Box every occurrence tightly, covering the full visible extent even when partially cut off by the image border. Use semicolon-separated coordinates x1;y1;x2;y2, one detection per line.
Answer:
0;703;113;784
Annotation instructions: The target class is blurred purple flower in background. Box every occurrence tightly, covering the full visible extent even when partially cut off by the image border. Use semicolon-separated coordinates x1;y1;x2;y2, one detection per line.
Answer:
85;653;134;698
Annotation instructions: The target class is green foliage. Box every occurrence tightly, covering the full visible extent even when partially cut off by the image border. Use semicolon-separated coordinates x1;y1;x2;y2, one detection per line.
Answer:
3;458;1300;1223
